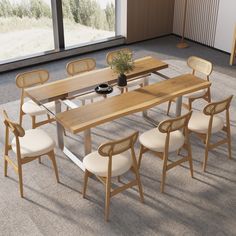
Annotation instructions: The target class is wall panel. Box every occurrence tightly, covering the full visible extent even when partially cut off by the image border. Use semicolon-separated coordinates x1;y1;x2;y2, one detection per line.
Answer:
126;0;175;43
173;0;219;47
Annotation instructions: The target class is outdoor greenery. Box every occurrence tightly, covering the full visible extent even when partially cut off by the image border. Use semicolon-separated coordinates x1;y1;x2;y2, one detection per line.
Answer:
0;0;115;31
0;0;51;18
110;51;134;75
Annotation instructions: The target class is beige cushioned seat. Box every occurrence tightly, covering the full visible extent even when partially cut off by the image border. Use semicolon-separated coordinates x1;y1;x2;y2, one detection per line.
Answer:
184;89;207;99
188;112;224;134
139;128;185;153
22;100;55;116
83;151;132;177
12;129;55;158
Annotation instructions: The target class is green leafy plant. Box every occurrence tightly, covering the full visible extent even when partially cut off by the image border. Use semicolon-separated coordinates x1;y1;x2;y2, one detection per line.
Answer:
110;51;134;75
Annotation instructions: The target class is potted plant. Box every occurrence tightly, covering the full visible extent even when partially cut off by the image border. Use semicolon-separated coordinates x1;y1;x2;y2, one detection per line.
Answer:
109;51;134;87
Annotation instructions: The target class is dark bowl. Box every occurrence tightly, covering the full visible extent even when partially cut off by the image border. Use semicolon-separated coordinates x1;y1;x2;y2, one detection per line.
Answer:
98;83;109;91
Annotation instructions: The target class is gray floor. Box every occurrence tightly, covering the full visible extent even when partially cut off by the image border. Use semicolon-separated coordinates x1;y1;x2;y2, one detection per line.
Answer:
0;35;235;104
0;36;236;236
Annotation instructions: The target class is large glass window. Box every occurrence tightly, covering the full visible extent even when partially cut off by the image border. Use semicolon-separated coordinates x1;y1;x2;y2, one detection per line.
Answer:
0;0;118;67
0;0;54;63
62;0;116;47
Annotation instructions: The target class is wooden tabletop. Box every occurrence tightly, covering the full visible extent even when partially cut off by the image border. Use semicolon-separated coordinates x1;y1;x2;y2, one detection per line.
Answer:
56;74;211;134
25;56;168;104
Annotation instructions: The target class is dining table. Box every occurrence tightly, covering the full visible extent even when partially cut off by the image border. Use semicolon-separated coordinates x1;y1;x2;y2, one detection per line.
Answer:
25;56;211;171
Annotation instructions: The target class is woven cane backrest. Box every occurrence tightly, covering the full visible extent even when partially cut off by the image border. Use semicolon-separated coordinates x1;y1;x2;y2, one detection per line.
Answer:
158;111;192;133
187;56;213;77
16;69;49;88
203;95;233;116
3;110;25;137
98;132;138;156
106;48;132;65
66;58;96;76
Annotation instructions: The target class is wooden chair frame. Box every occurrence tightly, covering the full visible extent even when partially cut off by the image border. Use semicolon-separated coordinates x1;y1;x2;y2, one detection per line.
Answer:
167;56;213;115
106;48;149;93
16;69;54;128
82;131;144;221
66;58;96;76
106;48;133;65
230;25;236;65
189;95;233;172
3;110;59;198
66;58;106;105
138;111;193;193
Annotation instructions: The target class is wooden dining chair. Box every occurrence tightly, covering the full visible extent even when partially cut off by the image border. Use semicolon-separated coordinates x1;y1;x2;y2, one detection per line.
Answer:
66;57;96;76
106;48;149;92
16;69;55;128
138;111;193;193
230;24;236;65
66;58;105;105
188;95;233;172
82;131;144;221
167;56;213;115
3;110;59;198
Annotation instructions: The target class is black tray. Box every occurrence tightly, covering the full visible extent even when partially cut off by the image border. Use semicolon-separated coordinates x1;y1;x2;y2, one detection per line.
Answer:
95;86;113;94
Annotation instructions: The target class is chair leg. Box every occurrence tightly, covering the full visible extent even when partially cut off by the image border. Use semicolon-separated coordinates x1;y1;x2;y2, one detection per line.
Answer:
38;157;41;164
117;176;121;183
138;145;144;169
177;148;181;155
48;151;59;183
188;151;194;178
188;99;192;111
189;156;194;178
18;165;24;198
227;139;232;160
4;158;8;177
186;140;194;177
83;169;90;198
203;145;209;172
161;155;168;193
31;116;36;129
227;127;232;160
161;168;167;193
166;101;172;116
207;89;211;103
105;177;111;221
133;165;144;203
19;110;24;126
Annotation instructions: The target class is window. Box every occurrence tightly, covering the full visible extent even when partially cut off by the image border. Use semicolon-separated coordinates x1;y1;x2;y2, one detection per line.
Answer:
0;0;54;63
0;0;121;70
62;0;116;48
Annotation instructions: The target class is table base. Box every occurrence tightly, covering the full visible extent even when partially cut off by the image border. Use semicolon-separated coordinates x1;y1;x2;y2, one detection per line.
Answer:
56;94;182;171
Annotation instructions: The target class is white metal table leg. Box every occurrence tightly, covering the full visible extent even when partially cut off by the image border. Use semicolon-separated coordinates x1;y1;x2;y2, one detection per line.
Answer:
62;99;92;155
55;99;91;171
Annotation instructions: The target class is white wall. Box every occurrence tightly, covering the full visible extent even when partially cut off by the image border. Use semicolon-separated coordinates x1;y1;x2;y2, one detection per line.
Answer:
173;0;236;53
116;0;127;37
214;0;236;53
